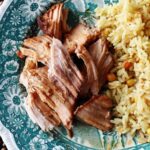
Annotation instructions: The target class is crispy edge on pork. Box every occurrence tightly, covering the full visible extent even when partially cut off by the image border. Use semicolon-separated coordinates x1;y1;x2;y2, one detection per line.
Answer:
18;35;52;65
64;23;100;53
38;3;69;39
75;95;113;131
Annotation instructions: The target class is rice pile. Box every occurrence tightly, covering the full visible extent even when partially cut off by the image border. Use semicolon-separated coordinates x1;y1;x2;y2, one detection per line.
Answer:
95;0;150;141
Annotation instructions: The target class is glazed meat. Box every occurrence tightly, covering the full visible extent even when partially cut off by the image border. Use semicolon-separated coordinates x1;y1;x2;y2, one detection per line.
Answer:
48;38;83;134
19;35;52;65
75;46;99;95
88;38;114;89
38;3;69;39
64;23;100;53
75;95;113;131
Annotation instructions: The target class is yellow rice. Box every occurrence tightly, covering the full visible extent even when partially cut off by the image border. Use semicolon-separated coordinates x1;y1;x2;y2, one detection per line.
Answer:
95;0;150;141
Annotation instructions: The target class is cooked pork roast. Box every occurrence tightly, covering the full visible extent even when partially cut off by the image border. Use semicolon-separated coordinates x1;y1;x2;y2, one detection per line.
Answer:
19;35;52;65
88;38;114;89
38;3;69;39
48;38;83;135
64;23;100;53
18;2;114;137
75;95;113;131
75;45;99;95
20;58;61;131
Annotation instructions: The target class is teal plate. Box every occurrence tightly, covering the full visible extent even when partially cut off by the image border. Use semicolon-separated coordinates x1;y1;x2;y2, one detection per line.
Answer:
0;0;150;149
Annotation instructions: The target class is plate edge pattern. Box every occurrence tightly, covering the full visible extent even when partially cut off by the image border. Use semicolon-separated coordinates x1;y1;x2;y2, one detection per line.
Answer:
0;0;13;21
0;0;150;150
0;121;19;150
0;1;19;149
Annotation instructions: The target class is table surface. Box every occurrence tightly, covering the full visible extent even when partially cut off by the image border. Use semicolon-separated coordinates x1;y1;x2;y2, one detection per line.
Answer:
0;0;3;5
0;137;7;150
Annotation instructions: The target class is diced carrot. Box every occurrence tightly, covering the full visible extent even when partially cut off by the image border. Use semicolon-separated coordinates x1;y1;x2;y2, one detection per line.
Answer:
16;51;24;59
107;73;116;82
124;61;133;70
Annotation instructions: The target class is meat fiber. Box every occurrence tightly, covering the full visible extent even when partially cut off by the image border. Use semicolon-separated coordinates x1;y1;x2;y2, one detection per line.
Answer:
64;23;100;53
19;37;114;136
18;5;115;136
20;58;61;131
48;38;83;135
19;38;84;137
25;92;61;131
19;35;52;65
75;46;99;95
88;38;114;89
75;95;113;131
20;58;76;134
38;3;69;39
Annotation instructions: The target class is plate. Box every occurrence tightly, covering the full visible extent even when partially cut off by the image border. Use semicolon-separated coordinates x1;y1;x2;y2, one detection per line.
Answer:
0;0;150;149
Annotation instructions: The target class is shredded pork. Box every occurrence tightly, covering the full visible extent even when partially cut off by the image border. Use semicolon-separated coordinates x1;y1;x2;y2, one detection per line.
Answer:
18;2;114;137
88;38;114;89
38;3;69;39
48;38;83;135
75;46;99;95
20;58;61;131
19;35;52;65
64;23;100;53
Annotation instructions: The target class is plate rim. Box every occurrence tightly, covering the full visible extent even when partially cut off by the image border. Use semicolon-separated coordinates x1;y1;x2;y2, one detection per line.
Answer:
0;0;150;150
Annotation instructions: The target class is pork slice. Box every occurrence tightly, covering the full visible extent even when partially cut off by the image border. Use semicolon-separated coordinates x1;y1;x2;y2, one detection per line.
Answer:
20;57;75;131
35;87;55;109
88;38;110;68
64;23;100;53
20;61;58;110
48;38;83;136
88;38;114;89
24;67;52;95
20;58;62;130
48;38;83;99
38;3;69;39
19;57;38;89
75;46;99;95
32;92;61;126
50;94;73;130
99;55;114;87
60;42;83;83
25;93;57;131
49;76;75;105
75;95;113;131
